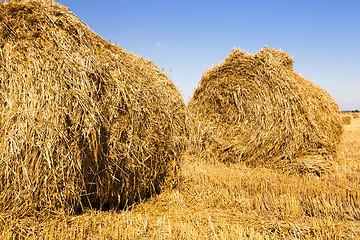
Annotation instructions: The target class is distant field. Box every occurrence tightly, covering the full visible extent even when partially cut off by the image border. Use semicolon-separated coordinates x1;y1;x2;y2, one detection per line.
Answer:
1;115;360;239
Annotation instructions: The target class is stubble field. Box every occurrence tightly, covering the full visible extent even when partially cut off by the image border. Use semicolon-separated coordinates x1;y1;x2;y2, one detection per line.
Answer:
1;114;360;239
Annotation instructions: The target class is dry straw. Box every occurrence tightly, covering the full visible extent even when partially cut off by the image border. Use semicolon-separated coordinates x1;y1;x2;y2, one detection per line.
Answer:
341;115;352;125
0;0;186;217
188;47;343;173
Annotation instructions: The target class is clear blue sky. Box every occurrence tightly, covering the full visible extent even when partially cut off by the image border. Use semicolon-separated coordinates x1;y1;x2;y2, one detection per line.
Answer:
58;0;360;110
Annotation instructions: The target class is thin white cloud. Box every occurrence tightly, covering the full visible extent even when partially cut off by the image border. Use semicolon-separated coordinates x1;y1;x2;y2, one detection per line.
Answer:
156;43;162;47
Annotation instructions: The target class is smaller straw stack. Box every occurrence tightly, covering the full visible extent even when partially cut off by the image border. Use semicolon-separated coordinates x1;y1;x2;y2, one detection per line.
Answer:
188;47;343;174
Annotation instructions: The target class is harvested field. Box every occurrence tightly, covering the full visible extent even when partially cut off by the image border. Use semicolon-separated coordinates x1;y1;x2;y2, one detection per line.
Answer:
1;111;360;239
0;0;358;239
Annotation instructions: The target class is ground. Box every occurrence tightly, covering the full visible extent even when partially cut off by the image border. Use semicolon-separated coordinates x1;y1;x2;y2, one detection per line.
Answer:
1;114;360;239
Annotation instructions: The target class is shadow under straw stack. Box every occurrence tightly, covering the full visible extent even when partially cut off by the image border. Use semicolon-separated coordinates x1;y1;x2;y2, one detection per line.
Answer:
0;0;186;217
188;47;342;175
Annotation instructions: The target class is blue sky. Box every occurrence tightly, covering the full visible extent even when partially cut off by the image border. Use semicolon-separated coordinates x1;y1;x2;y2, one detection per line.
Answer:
58;0;360;110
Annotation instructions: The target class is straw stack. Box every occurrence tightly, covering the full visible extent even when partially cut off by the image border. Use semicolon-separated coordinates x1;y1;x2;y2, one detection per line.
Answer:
188;47;342;173
0;0;186;216
341;115;352;125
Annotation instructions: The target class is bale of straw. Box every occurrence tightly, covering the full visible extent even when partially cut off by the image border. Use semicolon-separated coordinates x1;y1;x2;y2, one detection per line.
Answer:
341;115;352;125
353;113;359;119
0;0;186;216
188;47;343;171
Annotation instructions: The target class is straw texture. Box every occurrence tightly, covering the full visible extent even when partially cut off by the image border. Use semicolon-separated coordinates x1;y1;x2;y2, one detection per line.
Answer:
188;47;342;171
0;0;186;217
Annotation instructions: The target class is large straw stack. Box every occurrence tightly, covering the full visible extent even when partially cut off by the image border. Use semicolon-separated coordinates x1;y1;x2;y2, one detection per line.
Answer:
188;47;342;172
0;0;186;216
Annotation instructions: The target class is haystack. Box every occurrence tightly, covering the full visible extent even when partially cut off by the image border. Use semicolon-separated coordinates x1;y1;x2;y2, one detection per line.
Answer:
188;47;342;172
0;0;186;216
341;115;352;125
